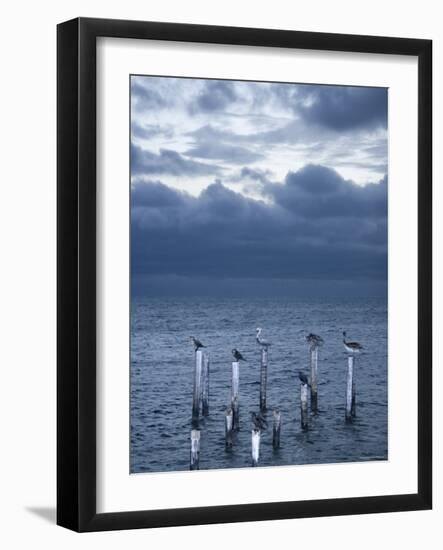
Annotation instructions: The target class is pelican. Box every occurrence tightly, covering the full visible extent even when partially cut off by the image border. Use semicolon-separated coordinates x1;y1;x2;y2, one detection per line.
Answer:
342;331;363;354
306;333;323;349
256;327;272;348
298;371;310;386
189;336;206;352
232;348;247;362
251;411;267;430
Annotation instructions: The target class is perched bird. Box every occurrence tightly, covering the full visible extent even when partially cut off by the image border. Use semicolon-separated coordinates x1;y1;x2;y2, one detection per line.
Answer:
251;411;267;430
232;348;247;362
342;331;363;354
306;333;324;349
298;371;310;386
256;327;272;349
189;336;206;352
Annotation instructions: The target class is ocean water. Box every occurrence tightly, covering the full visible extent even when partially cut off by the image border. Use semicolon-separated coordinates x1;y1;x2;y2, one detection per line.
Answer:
130;297;387;473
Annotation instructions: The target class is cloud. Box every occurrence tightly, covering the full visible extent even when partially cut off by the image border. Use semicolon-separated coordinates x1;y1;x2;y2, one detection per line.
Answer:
269;164;387;219
188;121;304;147
187;124;235;142
132;79;388;189
131;144;223;177
131;122;174;140
230;167;275;185
131;165;387;292
129;77;388;297
185;142;263;164
132;179;190;208
298;86;388;131
194;80;238;112
131;79;168;110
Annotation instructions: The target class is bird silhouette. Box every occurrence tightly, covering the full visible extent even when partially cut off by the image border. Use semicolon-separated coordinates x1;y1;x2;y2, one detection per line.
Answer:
251;411;267;430
256;327;272;349
342;331;363;354
189;336;206;351
298;371;310;386
232;348;247;362
306;333;324;349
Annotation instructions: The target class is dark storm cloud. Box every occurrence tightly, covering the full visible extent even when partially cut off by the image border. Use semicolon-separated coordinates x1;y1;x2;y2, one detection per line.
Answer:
131;165;387;288
131;179;191;208
263;83;387;131
131;144;222;177
298;86;388;131
269;164;387;219
130;77;388;296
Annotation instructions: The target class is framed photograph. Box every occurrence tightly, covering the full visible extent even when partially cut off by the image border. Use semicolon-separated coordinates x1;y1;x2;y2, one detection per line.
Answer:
57;17;432;532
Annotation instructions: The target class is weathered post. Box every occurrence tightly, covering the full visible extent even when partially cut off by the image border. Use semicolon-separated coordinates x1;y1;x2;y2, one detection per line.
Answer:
272;410;281;449
232;396;240;432
310;345;319;412
232;361;240;430
259;347;268;411
192;350;203;421
300;382;309;430
190;429;200;470
202;353;210;416
352;372;356;417
345;355;356;421
251;428;261;466
225;407;233;448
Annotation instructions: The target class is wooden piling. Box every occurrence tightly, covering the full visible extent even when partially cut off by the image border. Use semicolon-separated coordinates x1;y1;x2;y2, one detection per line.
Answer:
202;353;210;416
225;408;233;448
310;346;319;412
231;361;240;430
190;429;200;470
352;374;356;417
232;396;240;431
272;410;281;449
300;382;309;430
345;355;356;421
192;350;203;421
251;428;261;466
259;347;268;411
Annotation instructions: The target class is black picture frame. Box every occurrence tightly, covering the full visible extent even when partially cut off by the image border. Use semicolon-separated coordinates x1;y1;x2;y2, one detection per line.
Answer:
57;17;432;532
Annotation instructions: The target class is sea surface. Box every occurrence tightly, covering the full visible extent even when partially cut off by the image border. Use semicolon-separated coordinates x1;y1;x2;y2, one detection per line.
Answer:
130;297;387;473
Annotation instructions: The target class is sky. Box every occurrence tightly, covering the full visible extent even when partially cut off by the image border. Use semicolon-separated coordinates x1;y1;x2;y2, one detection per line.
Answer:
130;76;388;298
